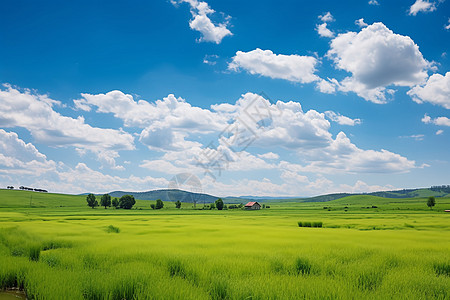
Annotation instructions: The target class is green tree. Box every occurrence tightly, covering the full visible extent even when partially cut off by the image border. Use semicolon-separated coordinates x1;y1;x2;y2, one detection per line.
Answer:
150;204;155;209
155;199;164;210
175;200;182;209
112;198;119;209
427;196;436;209
86;193;98;209
215;198;224;210
210;202;216;209
100;194;111;209
119;195;136;209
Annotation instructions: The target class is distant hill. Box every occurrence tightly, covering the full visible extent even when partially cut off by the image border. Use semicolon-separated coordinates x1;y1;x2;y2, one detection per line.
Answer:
301;187;450;202
100;186;450;204
108;189;219;203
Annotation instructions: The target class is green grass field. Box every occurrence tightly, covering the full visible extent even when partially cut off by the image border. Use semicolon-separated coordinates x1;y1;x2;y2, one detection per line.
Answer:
1;189;450;299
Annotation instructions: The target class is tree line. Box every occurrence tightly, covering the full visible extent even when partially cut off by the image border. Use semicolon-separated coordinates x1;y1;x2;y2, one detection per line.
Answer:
5;186;48;192
85;195;234;211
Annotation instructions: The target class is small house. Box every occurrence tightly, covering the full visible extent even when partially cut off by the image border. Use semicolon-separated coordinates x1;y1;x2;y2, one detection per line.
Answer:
244;201;261;210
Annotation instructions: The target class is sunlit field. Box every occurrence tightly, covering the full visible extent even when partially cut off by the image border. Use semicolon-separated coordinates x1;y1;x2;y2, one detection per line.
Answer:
1;190;449;299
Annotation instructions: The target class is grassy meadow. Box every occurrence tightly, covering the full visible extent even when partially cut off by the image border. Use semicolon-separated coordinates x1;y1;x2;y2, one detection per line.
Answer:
0;189;450;299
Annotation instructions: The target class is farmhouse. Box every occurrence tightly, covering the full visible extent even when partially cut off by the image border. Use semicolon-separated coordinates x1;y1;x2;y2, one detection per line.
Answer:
245;201;261;210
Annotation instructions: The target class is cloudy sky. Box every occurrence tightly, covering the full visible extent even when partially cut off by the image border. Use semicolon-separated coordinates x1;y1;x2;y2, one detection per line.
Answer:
0;0;449;197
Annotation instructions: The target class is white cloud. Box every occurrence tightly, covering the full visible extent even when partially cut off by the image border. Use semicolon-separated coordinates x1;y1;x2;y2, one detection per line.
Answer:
52;163;169;194
355;18;368;27
258;152;280;160
400;134;425;141
409;0;436;16
316;78;339;94
319;12;334;22
325;111;362;126
0;85;134;168
316;23;334;38
172;0;232;44
436;129;444;135
327;22;431;103
316;12;335;38
0;129;57;176
445;18;450;30
76;91;226;151
369;0;379;5
77;91;416;182
228;48;319;84
203;54;219;65
408;72;450;109
422;114;450;126
0;130;164;194
301;132;417;173
214;93;416;174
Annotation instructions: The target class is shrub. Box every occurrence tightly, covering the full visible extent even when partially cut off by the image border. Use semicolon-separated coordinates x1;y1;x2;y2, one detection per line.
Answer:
312;221;323;228
106;225;120;233
150;204;155;209
294;258;311;275
266;205;270;208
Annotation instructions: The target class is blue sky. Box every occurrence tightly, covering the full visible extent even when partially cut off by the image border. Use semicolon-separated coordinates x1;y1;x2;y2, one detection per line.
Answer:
0;0;449;196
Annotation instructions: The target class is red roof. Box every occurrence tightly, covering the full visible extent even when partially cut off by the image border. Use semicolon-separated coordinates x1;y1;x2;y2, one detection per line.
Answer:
245;201;259;207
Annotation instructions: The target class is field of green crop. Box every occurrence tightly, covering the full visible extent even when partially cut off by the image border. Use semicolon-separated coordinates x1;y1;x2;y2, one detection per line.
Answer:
1;189;450;299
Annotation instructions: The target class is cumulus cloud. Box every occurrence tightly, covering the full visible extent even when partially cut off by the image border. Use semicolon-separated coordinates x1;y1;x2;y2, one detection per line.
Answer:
445;18;450;30
316;23;334;38
0;85;134;168
316;12;335;38
325;111;362;126
355;18;368;27
327;22;431;103
369;0;379;5
172;0;232;44
214;93;416;174
77;91;416;183
76;91;226;151
228;48;319;84
0;129;57;176
409;0;436;15
258;152;280;160
301;132;417;173
436;129;444;135
316;78;339;94
408;72;450;109
422;114;450;126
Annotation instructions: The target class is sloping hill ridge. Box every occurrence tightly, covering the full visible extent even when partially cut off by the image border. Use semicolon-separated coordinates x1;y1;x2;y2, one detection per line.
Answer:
105;186;450;203
301;187;450;202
